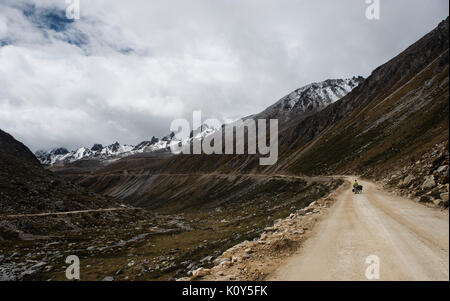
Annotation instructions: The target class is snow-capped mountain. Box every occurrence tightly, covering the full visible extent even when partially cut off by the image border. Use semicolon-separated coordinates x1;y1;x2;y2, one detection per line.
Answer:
35;125;220;166
35;142;136;166
36;78;362;166
253;77;364;127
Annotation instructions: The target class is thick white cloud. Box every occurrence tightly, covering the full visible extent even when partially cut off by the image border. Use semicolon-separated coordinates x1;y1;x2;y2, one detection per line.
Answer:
0;0;448;151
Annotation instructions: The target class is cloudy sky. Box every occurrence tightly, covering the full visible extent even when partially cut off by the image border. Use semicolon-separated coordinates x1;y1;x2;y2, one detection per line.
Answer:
0;0;448;151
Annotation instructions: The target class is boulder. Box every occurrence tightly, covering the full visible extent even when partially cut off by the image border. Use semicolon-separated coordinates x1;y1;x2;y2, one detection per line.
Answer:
421;176;436;190
402;175;415;187
192;268;210;278
440;192;449;202
433;199;444;206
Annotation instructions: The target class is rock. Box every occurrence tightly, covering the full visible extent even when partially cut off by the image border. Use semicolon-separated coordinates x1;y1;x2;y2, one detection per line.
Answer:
440;192;449;202
216;257;230;265
304;207;314;214
289;213;296;219
11;252;21;258
200;256;213;263
86;246;95;251
186;263;195;270
422;176;436;190
54;201;66;210
264;226;277;232
241;254;250;260
308;201;317;208
295;228;305;235
220;260;232;268
115;269;123;275
436;165;448;174
419;196;432;203
402;175;415;187
176;277;191;281
31;262;47;270
296;209;305;216
433;199;444;206
244;248;253;254
102;276;114;281
43;265;54;272
192;268;210;278
127;260;136;267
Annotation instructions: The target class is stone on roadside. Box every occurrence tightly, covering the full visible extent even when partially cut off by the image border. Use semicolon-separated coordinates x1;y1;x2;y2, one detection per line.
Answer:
192;268;210;278
421;176;436;190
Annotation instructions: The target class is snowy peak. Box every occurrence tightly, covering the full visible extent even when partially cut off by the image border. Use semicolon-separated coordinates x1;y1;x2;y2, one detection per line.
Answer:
35;77;362;166
275;77;363;112
36;142;137;166
35;122;223;166
255;76;364;125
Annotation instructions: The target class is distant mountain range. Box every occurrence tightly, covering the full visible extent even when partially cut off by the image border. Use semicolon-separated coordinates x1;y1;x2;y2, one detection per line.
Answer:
35;77;363;166
35;124;219;166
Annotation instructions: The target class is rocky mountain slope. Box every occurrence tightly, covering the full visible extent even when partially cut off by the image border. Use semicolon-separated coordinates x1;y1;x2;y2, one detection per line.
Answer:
0;129;120;215
280;17;449;184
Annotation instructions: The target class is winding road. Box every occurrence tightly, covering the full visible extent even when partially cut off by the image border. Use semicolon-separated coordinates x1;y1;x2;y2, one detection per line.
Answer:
270;178;449;281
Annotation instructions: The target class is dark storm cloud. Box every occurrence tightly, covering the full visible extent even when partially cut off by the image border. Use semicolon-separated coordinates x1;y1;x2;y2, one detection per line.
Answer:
0;0;448;151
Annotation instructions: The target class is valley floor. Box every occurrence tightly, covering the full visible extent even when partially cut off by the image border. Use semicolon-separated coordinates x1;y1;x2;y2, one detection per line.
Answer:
269;178;449;281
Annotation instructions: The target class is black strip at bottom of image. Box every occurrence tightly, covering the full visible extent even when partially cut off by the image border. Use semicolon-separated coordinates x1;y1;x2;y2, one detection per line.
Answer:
1;281;448;299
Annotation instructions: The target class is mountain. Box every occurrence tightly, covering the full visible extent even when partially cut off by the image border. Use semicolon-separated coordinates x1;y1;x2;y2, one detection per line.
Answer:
2;17;448;282
252;77;364;128
36;78;361;167
0;129;116;215
60;17;449;210
36;142;135;166
35;123;221;166
36;137;172;166
279;17;449;179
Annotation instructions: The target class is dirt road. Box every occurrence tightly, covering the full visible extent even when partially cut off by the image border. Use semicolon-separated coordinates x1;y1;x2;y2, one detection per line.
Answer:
2;207;140;219
270;178;449;281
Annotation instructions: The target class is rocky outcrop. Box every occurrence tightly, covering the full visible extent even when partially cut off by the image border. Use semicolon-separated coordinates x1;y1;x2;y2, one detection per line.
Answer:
384;141;449;208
